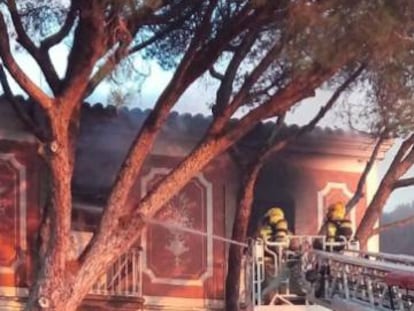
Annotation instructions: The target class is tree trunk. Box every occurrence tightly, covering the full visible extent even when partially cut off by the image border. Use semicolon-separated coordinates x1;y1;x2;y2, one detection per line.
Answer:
355;178;394;249
225;164;262;311
356;136;414;249
25;108;77;311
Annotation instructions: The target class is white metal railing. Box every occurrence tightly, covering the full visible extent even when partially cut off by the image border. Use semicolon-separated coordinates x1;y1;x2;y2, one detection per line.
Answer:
250;236;331;306
305;250;414;310
249;236;414;310
90;248;142;297
344;249;414;267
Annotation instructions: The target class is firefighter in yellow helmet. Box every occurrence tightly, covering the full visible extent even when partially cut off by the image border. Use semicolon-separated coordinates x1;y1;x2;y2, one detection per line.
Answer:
327;202;345;222
259;225;273;241
259;207;289;243
266;207;284;224
325;201;353;251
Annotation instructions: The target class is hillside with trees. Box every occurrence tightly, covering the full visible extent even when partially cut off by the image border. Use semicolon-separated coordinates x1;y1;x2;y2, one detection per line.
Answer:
380;202;414;255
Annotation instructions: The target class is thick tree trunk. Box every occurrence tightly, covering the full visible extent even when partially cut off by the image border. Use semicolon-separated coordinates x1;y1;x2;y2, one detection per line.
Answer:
225;164;262;311
355;177;394;249
25;107;77;311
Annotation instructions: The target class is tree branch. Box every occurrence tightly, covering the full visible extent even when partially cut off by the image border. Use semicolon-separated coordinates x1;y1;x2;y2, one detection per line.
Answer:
369;215;414;237
0;14;53;112
356;134;414;247
7;0;38;57
75;4;352;299
128;2;200;55
213;29;258;116
393;133;414;164
399;137;414;168
345;133;386;214
262;64;364;165
83;1;222;248
393;177;414;189
86;0;196;97
132;65;348;231
6;0;61;92
223;65;343;143
40;4;77;50
209;66;224;81
267;113;286;143
60;2;108;104
0;65;46;141
209;39;286;133
86;25;176;97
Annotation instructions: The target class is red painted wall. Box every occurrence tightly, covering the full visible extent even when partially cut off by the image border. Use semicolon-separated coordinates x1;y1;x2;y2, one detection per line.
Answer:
295;167;366;234
137;155;228;300
0;140;42;289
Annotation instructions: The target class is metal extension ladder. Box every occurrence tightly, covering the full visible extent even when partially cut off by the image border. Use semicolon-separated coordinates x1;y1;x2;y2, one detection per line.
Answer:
248;236;414;311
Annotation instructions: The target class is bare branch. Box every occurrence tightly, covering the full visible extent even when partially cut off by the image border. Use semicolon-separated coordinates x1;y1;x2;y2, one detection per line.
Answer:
128;2;200;54
86;35;158;97
84;1;223;247
86;7;194;97
134;65;349;229
130;0;196;27
6;0;61;92
213;30;258;116
399;138;414;168
209;66;224;81
393;133;414;164
262;64;365;168
7;0;38;58
209;40;286;133
393;177;414;189
369;214;414;237
41;4;77;50
346;133;386;214
223;65;343;143
86;1;218;99
77;4;347;293
301;66;365;136
267;113;286;143
60;2;108;104
0;65;46;141
87;13;196;97
0;14;53;111
356;134;414;246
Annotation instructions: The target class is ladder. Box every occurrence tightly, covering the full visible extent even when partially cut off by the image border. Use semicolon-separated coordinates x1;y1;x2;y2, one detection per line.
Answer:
247;236;414;311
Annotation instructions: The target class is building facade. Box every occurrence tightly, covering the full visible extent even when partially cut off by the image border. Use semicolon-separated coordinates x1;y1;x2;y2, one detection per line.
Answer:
0;97;389;310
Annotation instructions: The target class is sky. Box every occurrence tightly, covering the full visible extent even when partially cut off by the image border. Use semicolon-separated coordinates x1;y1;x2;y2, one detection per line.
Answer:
3;44;414;214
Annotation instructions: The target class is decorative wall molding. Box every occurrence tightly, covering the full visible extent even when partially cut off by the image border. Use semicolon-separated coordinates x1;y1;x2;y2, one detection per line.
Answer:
143;296;224;310
0;153;27;273
317;182;356;232
141;168;213;286
0;130;36;143
0;286;28;297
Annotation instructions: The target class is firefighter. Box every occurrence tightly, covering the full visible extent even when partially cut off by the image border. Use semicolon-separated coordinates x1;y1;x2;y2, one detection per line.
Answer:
258;207;297;300
325;201;353;250
259;224;273;241
337;218;353;241
266;207;285;225
262;207;289;243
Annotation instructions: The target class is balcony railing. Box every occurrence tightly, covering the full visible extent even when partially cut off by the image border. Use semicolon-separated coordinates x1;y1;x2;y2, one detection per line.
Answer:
90;247;142;297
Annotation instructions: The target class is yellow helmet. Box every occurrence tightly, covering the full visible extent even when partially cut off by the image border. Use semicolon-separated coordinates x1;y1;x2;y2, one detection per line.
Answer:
259;225;272;240
266;207;284;224
275;219;288;231
327;202;345;221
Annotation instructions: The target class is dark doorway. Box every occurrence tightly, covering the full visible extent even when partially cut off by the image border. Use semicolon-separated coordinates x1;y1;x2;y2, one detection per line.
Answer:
247;156;298;236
